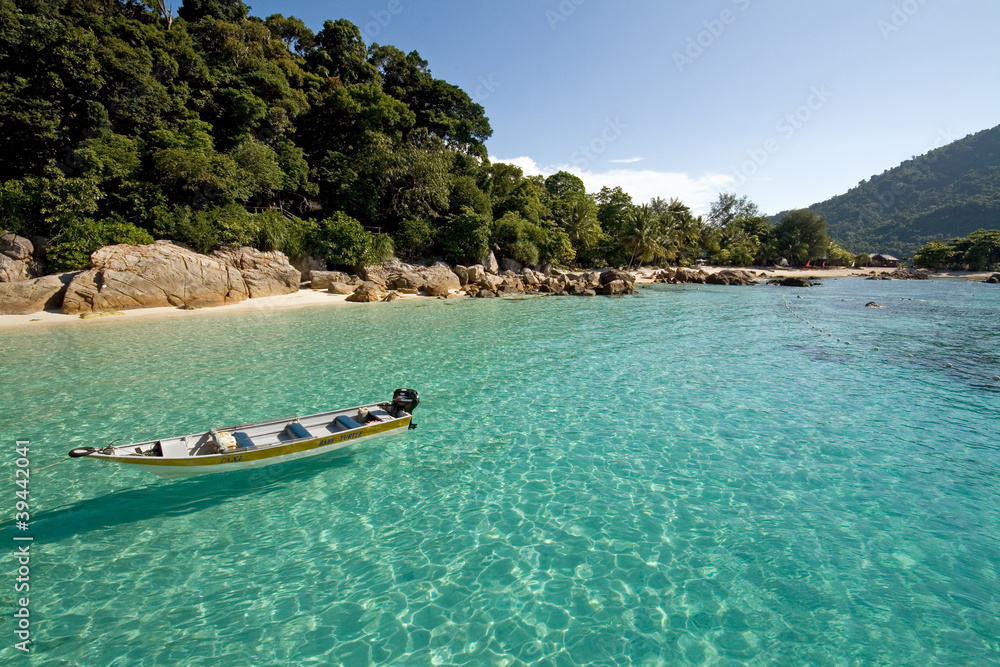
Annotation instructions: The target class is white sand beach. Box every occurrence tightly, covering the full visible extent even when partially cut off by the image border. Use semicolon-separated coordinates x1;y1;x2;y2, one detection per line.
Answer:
1;266;990;331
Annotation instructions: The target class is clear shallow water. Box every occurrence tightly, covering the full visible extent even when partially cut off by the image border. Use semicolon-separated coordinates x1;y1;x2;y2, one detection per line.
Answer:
1;279;998;666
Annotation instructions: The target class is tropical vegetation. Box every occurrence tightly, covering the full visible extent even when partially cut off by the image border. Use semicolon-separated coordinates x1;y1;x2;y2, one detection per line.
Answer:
793;124;1000;256
1;0;849;273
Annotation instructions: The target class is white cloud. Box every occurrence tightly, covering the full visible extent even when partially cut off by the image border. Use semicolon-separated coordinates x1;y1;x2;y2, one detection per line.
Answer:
491;156;735;214
609;157;644;164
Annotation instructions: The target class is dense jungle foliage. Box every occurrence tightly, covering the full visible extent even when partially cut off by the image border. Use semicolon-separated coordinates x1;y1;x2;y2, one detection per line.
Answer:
1;0;846;272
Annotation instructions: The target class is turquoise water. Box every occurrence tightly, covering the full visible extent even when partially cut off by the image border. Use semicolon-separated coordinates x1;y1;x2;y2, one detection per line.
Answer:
2;279;998;666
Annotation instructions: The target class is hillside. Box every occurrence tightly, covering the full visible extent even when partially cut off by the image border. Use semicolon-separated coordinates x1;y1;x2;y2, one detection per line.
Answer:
783;124;1000;256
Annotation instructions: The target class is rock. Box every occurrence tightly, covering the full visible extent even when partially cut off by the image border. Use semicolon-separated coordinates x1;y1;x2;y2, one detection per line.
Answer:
389;272;426;291
356;264;389;289
420;265;461;297
0;234;33;261
866;302;885;308
327;282;356;295
984;273;1000;284
0;273;77;314
382;291;401;302
599;269;636;286
466;264;487;285
345;281;385;303
310;271;354;290
522;269;541;286
211;247;300;298
706;269;759;286
597;279;627;296
0;254;31;283
292;255;326;281
770;277;813;287
62;242;249;315
453;265;469;285
500;258;522;274
674;267;708;284
482;251;500;275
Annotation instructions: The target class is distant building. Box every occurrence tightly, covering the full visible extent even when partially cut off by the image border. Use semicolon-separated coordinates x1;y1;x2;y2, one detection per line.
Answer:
871;254;899;268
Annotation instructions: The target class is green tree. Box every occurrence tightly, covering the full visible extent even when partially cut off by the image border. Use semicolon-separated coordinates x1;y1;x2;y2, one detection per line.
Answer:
47;214;154;271
178;0;249;23
315;211;393;267
955;229;1000;270
774;209;831;265
438;206;490;266
913;241;955;269
625;205;668;267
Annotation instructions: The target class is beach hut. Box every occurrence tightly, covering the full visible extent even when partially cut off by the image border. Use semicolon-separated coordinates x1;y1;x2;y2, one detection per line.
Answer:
871;254;899;268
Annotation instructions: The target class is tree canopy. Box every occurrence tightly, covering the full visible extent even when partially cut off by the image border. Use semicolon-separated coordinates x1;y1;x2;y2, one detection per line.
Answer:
0;0;849;274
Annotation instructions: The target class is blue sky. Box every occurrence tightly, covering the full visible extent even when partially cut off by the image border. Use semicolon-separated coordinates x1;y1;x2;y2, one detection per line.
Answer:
244;0;1000;215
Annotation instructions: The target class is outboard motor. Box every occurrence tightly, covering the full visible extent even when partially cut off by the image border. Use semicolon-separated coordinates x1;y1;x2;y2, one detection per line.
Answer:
392;388;420;417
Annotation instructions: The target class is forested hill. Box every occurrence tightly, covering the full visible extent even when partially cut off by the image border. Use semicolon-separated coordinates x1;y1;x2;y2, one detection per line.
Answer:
791;124;1000;256
0;0;507;270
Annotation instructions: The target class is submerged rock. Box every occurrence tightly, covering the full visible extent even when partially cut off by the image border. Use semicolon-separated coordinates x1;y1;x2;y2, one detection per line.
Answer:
770;277;813;287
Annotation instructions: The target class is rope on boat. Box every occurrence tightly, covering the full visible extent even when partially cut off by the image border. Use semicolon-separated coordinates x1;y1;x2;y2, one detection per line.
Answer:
34;459;71;473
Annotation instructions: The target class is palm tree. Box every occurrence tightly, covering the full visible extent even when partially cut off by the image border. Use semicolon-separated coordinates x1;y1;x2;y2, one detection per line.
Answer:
563;197;601;250
625;205;667;267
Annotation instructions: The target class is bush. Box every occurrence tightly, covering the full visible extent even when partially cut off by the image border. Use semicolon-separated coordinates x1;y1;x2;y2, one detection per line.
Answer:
316;212;394;267
439;207;490;266
47;215;155;271
394;218;436;260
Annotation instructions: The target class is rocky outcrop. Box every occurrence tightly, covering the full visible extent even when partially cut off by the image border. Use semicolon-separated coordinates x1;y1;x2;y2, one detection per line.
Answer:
769;277;813;287
420;264;461;297
311;271;358;290
985;273;1000;284
0;234;44;283
482;251;500;275
62;242;250;315
705;269;759;286
388;271;425;292
0;233;33;261
327;282;356;295
211;247;300;298
292;255;326;281
653;267;711;284
0;254;30;283
356;264;389;289
0;273;77;314
345;281;385;303
500;258;522;274
866;302;885;308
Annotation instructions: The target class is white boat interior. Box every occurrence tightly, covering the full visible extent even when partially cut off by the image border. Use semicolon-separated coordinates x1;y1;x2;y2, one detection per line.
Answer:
108;403;400;459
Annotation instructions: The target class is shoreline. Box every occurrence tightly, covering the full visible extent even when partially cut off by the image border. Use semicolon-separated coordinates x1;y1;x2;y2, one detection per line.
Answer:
1;266;991;331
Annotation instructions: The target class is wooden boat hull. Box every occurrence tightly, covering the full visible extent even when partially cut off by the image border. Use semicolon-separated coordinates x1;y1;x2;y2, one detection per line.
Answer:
86;416;411;478
71;389;420;478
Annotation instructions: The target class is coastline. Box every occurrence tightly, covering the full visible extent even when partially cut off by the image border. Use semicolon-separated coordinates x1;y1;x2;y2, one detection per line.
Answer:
1;266;990;331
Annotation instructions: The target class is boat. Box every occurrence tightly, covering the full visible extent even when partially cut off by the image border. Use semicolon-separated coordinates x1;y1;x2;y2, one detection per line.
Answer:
67;389;420;478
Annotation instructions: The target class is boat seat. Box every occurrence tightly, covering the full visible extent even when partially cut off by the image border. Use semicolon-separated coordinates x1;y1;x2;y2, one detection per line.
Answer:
331;415;362;432
234;432;256;449
160;439;189;458
368;409;392;422
286;422;311;440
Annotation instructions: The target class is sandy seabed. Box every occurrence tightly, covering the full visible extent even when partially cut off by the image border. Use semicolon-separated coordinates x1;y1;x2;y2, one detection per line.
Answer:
0;266;989;331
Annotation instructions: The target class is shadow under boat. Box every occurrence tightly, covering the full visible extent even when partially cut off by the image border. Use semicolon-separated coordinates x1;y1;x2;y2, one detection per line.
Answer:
20;449;357;543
